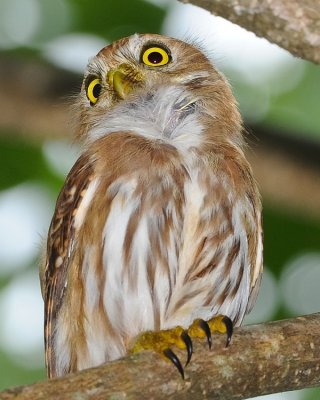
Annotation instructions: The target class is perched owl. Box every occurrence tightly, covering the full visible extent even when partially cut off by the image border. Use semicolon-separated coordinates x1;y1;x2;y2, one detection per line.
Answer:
40;33;263;379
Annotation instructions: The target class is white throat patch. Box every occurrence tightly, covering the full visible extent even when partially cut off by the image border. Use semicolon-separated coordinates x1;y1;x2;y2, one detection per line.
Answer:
89;85;204;151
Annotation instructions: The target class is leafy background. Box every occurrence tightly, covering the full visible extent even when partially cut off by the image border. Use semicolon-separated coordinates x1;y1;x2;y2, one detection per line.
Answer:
0;1;319;399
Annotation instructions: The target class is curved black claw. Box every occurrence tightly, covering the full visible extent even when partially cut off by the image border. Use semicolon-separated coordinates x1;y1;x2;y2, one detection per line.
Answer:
181;330;193;366
163;348;184;379
222;316;233;347
199;319;212;349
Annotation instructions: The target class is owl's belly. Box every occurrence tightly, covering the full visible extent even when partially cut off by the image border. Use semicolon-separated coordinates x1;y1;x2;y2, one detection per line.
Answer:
86;169;249;360
54;160;252;375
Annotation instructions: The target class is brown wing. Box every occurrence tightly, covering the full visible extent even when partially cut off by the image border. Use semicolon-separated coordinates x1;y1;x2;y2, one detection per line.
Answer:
41;153;93;377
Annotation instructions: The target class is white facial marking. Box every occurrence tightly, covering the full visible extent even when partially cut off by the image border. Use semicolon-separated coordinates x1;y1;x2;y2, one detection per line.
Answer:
89;85;204;152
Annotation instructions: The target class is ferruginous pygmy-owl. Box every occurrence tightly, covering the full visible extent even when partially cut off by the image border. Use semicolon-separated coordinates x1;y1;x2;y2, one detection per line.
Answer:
40;33;263;379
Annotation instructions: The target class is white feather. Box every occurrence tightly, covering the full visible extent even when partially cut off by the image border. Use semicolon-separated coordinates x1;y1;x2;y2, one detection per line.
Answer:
74;179;99;230
54;314;71;377
89;85;204;152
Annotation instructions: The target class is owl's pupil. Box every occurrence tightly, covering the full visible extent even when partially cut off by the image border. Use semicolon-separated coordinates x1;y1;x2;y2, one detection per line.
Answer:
93;84;101;98
148;51;163;64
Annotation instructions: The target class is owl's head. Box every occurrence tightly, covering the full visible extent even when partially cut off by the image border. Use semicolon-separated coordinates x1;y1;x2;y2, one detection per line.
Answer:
76;33;242;147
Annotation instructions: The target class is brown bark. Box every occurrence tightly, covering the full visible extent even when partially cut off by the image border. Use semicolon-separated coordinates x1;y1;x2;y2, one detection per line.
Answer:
1;314;320;400
178;0;320;64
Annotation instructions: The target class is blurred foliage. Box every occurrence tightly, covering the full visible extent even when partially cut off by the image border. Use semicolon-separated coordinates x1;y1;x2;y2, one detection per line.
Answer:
267;63;320;138
264;205;320;276
0;350;45;391
226;61;320;141
0;134;61;192
263;205;320;321
67;0;166;41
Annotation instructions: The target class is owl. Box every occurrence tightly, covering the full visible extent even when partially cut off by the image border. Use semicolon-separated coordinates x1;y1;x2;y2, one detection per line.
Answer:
40;33;263;379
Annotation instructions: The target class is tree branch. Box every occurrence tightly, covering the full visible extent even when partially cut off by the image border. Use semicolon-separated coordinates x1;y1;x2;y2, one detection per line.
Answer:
178;0;320;64
1;314;320;400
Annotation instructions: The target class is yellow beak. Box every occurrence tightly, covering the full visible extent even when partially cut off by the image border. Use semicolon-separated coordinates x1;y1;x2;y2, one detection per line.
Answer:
107;64;143;100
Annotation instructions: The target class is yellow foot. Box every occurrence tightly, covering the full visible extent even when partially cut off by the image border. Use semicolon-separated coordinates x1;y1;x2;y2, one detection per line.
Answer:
188;315;233;349
130;315;233;379
130;326;192;378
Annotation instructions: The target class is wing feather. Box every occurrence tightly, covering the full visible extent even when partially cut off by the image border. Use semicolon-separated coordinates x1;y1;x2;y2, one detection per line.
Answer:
246;213;264;314
41;154;93;377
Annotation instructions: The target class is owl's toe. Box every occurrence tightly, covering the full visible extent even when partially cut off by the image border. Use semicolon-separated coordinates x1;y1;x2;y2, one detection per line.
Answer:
130;326;193;379
188;315;234;348
130;315;233;379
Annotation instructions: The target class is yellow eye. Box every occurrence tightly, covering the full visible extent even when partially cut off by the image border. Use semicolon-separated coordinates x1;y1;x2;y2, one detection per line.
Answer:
142;46;170;67
86;78;101;105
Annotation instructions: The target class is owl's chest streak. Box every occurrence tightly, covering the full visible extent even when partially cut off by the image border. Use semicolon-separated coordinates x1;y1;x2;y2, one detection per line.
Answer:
71;142;242;337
